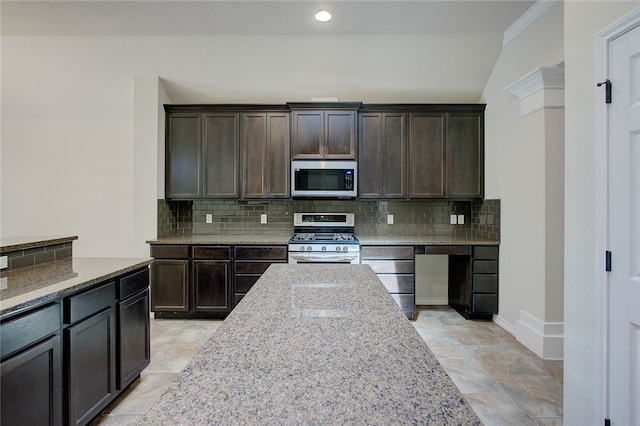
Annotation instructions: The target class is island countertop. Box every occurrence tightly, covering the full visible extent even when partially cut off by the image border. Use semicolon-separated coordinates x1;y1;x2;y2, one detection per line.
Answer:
141;264;481;425
0;257;152;316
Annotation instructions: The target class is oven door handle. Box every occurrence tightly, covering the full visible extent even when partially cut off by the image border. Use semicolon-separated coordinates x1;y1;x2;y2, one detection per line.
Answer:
289;252;360;263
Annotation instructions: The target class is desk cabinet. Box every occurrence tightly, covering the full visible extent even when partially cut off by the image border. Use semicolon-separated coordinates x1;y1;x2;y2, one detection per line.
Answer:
448;245;499;319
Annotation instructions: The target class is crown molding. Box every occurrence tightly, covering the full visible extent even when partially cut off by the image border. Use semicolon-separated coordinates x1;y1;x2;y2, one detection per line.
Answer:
502;64;564;116
503;0;557;46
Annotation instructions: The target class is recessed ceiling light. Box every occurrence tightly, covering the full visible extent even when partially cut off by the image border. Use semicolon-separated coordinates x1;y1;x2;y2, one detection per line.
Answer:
315;10;332;22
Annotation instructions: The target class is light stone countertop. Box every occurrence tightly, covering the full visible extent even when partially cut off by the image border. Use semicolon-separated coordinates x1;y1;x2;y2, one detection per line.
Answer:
0;235;79;252
140;263;481;425
147;234;292;245
0;257;152;316
148;234;499;246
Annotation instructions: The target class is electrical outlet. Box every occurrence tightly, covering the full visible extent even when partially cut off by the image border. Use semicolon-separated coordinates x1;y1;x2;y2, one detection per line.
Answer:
450;215;457;225
261;214;267;224
0;256;7;269
457;215;465;225
387;214;394;225
206;214;212;224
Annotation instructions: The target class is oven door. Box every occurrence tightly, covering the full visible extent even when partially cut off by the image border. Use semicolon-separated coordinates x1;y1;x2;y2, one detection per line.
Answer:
288;251;360;264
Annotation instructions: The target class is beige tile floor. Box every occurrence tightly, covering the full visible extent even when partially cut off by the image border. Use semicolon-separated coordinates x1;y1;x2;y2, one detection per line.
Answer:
93;306;563;425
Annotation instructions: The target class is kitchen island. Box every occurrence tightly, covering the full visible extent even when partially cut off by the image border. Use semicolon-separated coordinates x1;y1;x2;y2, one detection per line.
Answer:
141;263;481;425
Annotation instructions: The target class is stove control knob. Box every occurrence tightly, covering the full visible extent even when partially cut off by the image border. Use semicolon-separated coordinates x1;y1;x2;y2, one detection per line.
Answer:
300;246;306;251
343;246;349;252
307;246;312;251
335;246;341;252
321;246;326;252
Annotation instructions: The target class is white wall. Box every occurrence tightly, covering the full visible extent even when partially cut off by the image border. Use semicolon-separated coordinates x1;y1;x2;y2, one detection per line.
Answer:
563;2;639;425
479;2;564;357
1;33;503;257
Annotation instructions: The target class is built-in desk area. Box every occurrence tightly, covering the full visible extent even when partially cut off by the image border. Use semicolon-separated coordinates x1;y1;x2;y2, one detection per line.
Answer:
357;236;500;320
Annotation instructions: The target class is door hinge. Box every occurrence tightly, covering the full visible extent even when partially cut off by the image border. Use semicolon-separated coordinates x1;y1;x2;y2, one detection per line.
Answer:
597;79;612;104
606;251;612;271
605;418;611;426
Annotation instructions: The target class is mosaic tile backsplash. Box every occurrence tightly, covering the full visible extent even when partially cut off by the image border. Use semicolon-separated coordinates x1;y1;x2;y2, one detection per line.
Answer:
158;199;500;240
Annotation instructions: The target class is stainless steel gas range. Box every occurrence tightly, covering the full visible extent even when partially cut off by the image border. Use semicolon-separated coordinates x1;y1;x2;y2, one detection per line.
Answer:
288;213;360;264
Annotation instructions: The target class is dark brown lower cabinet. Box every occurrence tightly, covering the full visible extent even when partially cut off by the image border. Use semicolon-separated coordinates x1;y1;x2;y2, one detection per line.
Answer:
65;306;116;426
1;335;62;426
448;245;499;319
117;289;150;389
361;246;416;319
233;245;288;304
193;260;231;313
0;267;150;426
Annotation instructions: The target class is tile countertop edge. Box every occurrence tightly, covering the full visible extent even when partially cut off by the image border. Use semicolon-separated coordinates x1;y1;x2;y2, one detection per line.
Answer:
0;257;153;317
0;235;79;253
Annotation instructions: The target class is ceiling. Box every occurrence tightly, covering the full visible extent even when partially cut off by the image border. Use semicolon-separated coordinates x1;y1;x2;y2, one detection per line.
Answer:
2;1;535;37
1;1;539;104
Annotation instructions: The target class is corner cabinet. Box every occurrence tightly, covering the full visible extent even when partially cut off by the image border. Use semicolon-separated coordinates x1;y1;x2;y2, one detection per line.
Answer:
288;102;360;160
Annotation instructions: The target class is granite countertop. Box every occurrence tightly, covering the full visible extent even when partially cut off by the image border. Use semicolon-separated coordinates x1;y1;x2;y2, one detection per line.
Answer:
141;264;481;425
148;234;498;246
147;234;292;245
1;235;79;253
0;257;152;316
357;235;499;245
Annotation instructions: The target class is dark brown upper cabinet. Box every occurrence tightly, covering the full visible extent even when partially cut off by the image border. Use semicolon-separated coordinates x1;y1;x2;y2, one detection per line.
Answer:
288;102;360;160
358;112;407;199
408;112;446;198
165;112;202;199
203;113;240;198
241;111;290;199
446;113;484;198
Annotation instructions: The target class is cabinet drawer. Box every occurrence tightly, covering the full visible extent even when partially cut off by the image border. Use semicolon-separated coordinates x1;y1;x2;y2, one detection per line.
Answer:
361;246;414;260
118;268;149;300
235;275;260;293
421;245;470;255
234;246;287;260
235;261;277;274
472;260;498;274
472;274;498;293
390;293;415;312
64;282;116;325
193;246;231;260
473;246;499;260
472;294;497;314
377;274;414;294
1;303;61;359
362;260;414;274
150;245;189;259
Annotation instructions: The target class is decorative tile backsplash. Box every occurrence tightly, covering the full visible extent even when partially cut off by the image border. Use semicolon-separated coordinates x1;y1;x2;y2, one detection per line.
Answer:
158;199;500;240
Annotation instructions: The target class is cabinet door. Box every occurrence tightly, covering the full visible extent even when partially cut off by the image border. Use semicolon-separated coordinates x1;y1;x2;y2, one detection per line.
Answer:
166;113;201;199
266;113;290;197
408;113;445;198
324;110;356;159
358;113;383;198
66;307;116;426
193;260;231;312
291;110;323;159
117;289;150;389
150;259;189;312
359;112;406;198
203;113;239;197
1;335;62;426
382;113;407;198
447;113;484;198
242;113;290;198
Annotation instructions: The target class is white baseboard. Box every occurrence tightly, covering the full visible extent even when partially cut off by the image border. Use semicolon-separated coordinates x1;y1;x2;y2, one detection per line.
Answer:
415;297;448;305
515;310;564;360
493;314;517;335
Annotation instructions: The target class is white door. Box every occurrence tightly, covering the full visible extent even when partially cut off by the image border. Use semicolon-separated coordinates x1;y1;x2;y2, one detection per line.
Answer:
608;21;640;426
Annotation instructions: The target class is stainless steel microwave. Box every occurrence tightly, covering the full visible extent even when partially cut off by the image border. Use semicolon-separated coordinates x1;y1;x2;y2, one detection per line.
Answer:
291;160;357;198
